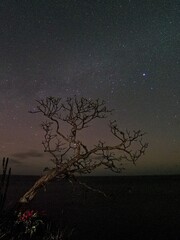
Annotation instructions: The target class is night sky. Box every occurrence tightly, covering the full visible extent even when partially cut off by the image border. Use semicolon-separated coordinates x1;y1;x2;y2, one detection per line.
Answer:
0;0;179;175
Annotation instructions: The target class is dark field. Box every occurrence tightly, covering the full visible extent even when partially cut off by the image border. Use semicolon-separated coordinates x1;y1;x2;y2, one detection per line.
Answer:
5;175;180;240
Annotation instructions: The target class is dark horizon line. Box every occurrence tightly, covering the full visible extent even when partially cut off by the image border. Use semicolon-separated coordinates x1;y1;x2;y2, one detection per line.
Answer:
8;173;180;178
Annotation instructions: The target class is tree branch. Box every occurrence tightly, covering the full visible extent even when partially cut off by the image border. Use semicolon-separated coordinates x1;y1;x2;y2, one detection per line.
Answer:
19;96;148;203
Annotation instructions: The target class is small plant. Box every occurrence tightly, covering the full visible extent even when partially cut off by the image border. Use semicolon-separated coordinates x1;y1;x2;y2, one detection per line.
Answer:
0;157;11;214
14;209;45;239
0;157;12;239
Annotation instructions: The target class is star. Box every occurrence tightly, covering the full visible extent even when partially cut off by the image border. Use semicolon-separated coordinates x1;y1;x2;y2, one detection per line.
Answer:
0;0;179;176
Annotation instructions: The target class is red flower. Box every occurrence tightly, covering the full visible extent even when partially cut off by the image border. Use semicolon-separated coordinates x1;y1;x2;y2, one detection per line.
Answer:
18;210;36;222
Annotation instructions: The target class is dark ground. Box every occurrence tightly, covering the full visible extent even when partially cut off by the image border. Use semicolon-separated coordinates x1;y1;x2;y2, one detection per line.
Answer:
5;175;180;240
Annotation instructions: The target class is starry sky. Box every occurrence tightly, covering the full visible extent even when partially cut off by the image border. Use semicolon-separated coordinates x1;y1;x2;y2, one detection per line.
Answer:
0;0;179;175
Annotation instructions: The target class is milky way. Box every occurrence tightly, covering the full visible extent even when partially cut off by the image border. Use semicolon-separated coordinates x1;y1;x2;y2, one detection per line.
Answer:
0;0;179;175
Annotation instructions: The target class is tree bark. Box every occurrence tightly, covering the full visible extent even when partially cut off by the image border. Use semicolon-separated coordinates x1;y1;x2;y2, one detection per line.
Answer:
19;169;58;203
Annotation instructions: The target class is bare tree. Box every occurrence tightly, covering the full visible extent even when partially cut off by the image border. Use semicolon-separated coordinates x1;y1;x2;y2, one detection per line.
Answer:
19;96;148;203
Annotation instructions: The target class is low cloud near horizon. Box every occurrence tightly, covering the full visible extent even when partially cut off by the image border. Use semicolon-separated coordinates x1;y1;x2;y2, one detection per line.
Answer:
10;159;22;165
12;150;44;160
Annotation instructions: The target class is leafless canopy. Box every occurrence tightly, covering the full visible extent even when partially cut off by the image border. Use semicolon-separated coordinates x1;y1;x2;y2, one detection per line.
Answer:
19;96;148;203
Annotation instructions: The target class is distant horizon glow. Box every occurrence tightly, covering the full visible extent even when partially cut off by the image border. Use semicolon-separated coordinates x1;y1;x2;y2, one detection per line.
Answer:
0;0;179;175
